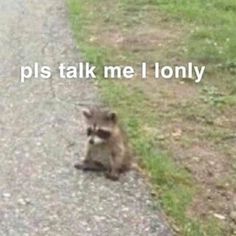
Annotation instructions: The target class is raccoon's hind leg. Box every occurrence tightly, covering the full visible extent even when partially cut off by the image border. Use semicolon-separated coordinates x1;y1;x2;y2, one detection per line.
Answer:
105;153;123;181
105;169;120;181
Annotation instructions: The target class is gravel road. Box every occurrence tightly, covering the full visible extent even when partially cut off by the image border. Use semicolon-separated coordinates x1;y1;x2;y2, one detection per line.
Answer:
0;0;171;235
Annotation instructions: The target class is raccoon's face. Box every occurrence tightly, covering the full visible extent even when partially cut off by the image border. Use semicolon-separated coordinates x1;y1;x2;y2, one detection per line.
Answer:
86;126;111;145
82;107;117;145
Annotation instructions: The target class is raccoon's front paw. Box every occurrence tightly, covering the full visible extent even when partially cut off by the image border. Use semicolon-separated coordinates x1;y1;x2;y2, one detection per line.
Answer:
74;162;91;171
105;171;119;181
74;162;85;170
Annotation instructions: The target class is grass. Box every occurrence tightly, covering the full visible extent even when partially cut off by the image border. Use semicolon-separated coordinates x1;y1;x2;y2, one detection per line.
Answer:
67;0;235;235
155;0;236;68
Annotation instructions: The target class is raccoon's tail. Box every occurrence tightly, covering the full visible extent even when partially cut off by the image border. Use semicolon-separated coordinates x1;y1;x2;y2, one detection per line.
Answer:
130;162;142;171
130;162;148;175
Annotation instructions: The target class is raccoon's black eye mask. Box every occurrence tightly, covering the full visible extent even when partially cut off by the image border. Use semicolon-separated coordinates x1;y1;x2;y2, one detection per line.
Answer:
86;128;111;140
96;129;111;140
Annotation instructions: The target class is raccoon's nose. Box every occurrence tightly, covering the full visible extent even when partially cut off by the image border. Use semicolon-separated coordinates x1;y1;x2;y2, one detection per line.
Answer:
89;139;94;145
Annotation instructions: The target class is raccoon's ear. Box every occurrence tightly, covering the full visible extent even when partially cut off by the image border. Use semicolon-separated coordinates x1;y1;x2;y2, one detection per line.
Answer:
82;108;92;119
107;111;117;122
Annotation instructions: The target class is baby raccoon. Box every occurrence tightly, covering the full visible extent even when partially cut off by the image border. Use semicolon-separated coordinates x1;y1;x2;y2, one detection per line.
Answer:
74;106;132;181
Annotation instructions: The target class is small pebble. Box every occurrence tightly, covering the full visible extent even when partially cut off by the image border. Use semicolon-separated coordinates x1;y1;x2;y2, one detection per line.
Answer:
2;193;11;198
213;213;226;220
17;198;31;205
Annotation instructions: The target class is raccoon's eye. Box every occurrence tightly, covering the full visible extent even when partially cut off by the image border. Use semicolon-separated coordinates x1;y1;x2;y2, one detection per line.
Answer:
87;128;92;136
97;129;111;139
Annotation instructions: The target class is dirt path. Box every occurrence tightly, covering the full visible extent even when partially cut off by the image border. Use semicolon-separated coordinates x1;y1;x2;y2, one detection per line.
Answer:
0;1;171;235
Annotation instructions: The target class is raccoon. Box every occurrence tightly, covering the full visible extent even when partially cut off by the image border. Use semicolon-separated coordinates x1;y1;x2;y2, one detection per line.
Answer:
74;106;132;180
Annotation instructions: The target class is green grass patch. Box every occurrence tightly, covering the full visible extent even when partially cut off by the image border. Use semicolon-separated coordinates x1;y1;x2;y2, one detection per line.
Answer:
154;0;236;70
